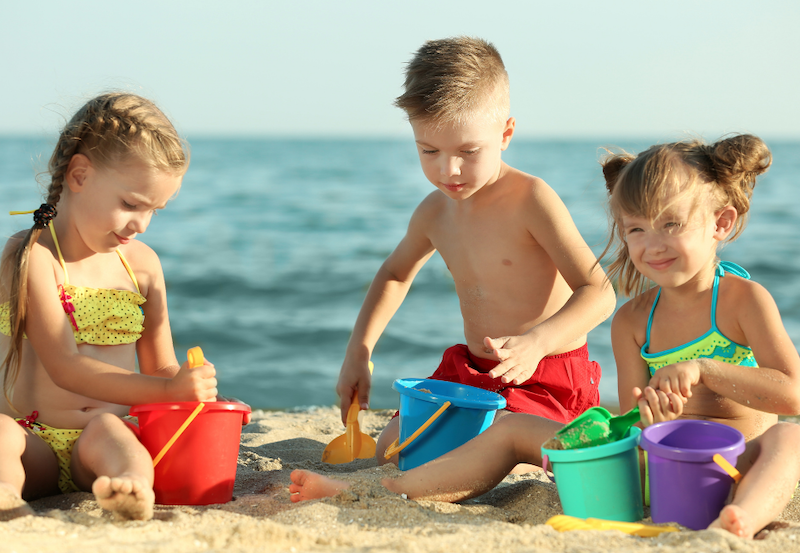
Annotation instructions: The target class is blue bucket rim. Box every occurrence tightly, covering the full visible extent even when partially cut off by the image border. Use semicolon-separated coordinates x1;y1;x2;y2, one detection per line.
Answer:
541;426;642;462
639;420;745;462
392;378;506;410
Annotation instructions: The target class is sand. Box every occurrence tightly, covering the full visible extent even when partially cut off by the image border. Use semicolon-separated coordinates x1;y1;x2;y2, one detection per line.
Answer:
2;408;799;553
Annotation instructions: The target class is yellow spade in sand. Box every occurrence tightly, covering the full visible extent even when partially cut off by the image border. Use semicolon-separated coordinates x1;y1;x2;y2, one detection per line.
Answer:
322;362;377;464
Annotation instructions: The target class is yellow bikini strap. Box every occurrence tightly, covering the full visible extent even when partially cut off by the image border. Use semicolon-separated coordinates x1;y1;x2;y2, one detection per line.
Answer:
9;210;140;294
116;249;142;295
9;208;69;283
48;224;70;285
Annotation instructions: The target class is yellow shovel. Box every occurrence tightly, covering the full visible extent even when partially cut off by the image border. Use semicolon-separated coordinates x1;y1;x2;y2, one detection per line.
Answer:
546;515;678;537
322;362;377;464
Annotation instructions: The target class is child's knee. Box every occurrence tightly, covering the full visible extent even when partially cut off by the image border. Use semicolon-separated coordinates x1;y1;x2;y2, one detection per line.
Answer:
376;417;400;466
0;415;28;450
764;421;800;449
80;413;142;449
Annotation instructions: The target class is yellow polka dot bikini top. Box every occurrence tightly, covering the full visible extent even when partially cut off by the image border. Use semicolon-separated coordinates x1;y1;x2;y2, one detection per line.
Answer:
0;224;146;345
641;261;757;376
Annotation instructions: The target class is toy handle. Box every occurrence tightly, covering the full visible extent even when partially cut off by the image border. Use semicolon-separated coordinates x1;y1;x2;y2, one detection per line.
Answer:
383;401;451;460
713;453;742;482
187;346;204;368
152;347;206;467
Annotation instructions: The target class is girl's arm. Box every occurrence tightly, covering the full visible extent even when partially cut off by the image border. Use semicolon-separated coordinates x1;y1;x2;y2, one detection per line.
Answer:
336;195;438;422
24;242;216;404
612;299;683;425
131;243;181;378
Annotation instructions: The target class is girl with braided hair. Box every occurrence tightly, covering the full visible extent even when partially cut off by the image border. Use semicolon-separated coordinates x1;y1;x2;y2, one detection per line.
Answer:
606;134;800;537
0;93;217;521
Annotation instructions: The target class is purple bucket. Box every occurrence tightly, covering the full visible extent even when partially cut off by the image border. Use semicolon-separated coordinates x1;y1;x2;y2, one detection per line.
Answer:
640;420;745;529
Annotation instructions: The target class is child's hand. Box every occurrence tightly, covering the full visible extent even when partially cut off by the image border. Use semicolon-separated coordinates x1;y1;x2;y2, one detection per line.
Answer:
634;386;684;427
483;335;544;385
649;361;700;402
336;359;372;426
167;359;218;402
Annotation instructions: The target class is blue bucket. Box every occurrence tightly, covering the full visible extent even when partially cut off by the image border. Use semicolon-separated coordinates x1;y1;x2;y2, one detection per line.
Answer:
391;378;506;470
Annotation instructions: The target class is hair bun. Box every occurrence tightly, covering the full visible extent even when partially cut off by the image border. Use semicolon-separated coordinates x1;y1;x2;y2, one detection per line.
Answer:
601;153;635;194
710;134;772;188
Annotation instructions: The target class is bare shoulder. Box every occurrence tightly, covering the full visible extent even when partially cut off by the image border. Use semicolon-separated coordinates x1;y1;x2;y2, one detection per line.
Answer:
119;239;160;266
1;231;27;270
118;240;165;294
416;189;448;215
1;231;34;294
408;190;447;230
720;273;778;319
613;289;657;339
501;166;570;217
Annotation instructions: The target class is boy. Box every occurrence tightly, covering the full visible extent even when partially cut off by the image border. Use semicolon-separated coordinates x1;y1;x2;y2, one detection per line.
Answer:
338;37;616;464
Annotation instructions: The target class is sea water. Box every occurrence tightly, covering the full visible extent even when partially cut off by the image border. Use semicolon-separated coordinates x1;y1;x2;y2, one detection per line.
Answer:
1;137;798;410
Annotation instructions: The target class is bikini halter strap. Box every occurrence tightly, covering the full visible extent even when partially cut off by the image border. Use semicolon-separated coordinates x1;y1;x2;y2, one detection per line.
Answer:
9;209;141;294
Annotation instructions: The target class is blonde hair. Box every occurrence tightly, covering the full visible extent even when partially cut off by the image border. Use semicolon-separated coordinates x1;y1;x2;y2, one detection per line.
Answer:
1;92;188;407
394;36;510;126
601;134;771;298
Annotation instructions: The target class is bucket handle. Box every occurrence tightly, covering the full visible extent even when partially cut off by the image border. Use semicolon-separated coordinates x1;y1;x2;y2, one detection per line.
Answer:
713;453;742;483
152;347;207;468
383;401;451;460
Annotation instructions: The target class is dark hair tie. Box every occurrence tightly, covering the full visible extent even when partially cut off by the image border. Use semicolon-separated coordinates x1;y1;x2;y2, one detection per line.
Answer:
33;204;57;228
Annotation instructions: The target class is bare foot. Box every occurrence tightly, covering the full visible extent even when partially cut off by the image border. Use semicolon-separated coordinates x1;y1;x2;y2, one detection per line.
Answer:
288;469;350;502
92;474;154;521
510;463;543;475
0;483;35;521
709;504;755;539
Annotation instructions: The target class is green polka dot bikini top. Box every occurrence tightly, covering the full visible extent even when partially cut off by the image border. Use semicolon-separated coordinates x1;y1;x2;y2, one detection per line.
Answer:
0;224;146;345
641;261;758;376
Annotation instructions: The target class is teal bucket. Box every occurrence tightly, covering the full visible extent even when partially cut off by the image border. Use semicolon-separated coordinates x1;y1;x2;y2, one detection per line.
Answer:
542;426;643;521
391;378;506;470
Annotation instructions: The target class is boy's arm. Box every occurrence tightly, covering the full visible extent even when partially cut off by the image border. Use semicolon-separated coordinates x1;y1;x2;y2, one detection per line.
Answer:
650;281;800;416
486;179;616;384
337;197;437;423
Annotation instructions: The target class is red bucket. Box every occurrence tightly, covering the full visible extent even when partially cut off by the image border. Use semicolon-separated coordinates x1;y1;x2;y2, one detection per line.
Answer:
129;401;251;505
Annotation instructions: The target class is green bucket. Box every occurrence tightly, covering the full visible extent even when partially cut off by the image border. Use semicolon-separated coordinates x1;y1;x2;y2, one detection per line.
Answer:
542;426;643;522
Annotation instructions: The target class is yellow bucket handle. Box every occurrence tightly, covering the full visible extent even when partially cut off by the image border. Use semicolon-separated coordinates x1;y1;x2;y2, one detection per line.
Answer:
713;453;742;483
383;401;451;460
152;347;206;467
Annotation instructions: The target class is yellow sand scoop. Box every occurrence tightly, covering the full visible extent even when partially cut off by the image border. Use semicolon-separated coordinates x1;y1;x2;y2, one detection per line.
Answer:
322;362;377;464
546;515;679;537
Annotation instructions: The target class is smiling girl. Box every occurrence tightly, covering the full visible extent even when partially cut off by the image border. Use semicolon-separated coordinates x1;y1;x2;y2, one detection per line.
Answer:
606;134;800;538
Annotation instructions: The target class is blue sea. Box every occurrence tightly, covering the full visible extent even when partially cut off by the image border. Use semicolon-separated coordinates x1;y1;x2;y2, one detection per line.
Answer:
2;137;799;411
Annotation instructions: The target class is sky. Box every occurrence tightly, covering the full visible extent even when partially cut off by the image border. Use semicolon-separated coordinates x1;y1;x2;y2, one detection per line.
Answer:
2;1;799;140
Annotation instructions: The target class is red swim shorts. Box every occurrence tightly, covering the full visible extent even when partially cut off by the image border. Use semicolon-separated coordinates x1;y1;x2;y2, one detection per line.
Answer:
427;343;601;423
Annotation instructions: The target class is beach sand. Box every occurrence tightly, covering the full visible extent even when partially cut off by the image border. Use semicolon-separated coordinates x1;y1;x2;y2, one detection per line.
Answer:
2;408;799;552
